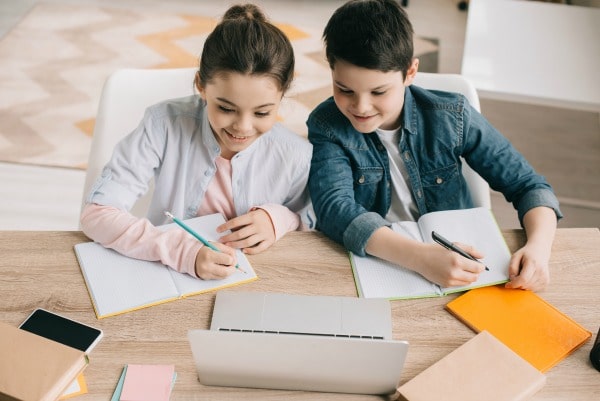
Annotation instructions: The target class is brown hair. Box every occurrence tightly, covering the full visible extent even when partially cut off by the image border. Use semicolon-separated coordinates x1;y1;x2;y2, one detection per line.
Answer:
198;4;295;92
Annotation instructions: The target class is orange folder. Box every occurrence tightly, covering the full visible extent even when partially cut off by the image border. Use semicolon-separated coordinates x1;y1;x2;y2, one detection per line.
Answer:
446;285;591;372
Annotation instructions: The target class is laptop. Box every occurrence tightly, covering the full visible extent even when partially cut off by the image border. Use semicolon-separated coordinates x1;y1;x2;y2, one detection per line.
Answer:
188;291;409;395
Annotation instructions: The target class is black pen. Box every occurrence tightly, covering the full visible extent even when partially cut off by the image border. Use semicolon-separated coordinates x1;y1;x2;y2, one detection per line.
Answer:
431;231;489;271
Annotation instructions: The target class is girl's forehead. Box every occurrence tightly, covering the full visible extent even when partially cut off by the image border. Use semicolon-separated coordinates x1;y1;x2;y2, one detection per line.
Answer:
204;73;282;107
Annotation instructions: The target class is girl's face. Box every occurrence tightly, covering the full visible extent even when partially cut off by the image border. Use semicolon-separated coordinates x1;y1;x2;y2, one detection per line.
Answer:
331;59;418;133
199;72;283;159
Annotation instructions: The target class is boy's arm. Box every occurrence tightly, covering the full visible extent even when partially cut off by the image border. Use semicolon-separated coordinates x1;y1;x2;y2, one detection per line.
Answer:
365;227;486;288
505;206;557;291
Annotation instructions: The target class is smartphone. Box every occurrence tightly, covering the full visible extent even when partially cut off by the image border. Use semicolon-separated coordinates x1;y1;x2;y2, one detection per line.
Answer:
19;308;103;353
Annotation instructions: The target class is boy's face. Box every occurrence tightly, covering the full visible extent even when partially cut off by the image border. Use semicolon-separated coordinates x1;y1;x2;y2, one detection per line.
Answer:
198;72;283;160
331;59;417;133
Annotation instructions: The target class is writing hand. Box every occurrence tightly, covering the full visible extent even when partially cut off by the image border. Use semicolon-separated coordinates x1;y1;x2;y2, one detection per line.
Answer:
194;241;237;280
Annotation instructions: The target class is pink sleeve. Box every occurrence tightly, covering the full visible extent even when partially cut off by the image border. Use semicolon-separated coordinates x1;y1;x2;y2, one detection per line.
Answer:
253;203;302;241
80;203;202;278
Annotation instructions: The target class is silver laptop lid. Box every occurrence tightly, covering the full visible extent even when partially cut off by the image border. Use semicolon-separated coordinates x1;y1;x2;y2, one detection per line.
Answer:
187;329;408;395
210;291;393;339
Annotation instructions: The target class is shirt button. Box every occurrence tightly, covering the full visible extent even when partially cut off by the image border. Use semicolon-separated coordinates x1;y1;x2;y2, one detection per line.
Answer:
358;176;365;184
436;177;443;184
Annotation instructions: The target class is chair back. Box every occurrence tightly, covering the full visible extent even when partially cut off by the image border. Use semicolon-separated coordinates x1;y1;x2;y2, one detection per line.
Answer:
412;73;491;208
82;68;197;218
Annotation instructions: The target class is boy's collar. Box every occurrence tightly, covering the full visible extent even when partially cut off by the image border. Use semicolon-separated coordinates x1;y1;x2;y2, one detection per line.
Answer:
401;86;418;136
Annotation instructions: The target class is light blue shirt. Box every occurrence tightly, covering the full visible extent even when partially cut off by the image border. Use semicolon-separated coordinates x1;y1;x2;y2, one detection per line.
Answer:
87;95;315;228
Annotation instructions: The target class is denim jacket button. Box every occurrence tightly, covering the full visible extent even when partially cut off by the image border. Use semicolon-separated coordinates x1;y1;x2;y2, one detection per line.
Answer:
436;177;443;184
417;190;422;198
404;151;411;161
358;176;365;184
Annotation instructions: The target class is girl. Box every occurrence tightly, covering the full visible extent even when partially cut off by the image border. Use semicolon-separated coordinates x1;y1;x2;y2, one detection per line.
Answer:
81;4;314;280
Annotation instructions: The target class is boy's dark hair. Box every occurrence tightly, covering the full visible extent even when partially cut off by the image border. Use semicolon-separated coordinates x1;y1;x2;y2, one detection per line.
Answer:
198;3;294;92
323;0;414;77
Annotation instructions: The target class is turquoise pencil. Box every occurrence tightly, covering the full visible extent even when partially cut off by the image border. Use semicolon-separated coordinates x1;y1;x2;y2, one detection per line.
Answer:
164;211;246;273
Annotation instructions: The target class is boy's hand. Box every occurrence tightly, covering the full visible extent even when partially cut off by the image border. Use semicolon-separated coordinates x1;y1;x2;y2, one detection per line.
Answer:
217;209;276;254
416;242;486;288
194;242;236;280
505;243;550;292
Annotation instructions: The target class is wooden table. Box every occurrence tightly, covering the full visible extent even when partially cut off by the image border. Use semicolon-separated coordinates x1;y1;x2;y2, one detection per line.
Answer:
1;228;599;400
461;0;600;112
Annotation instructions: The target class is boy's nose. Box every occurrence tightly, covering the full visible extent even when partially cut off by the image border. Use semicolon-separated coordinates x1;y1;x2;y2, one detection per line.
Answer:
353;95;370;114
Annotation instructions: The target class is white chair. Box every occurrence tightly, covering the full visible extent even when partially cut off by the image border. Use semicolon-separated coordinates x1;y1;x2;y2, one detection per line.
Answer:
81;67;198;218
412;72;491;209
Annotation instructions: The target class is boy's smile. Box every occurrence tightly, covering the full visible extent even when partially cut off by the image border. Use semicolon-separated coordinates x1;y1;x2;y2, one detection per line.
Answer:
331;59;417;133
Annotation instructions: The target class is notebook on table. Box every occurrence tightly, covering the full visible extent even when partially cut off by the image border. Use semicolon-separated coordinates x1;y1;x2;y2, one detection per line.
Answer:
397;331;546;401
350;207;511;299
446;285;592;372
188;291;408;395
74;213;257;319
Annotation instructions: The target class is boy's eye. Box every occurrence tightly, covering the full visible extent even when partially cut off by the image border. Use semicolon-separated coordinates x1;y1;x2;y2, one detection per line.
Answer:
372;91;386;96
337;87;353;95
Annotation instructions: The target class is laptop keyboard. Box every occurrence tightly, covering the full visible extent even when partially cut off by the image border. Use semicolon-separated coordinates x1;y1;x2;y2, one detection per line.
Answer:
217;327;384;340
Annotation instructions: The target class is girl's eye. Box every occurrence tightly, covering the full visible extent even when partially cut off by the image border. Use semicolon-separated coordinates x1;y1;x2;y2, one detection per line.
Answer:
218;105;235;113
255;111;271;118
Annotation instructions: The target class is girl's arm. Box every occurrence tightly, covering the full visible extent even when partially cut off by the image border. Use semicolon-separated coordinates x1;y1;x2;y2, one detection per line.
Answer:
505;206;557;291
80;203;236;279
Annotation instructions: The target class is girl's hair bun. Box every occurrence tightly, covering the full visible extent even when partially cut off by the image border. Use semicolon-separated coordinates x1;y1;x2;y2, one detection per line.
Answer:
223;4;267;23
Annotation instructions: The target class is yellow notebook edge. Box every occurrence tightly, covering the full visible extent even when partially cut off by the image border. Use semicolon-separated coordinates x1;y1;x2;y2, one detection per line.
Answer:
181;275;260;298
348;252;364;297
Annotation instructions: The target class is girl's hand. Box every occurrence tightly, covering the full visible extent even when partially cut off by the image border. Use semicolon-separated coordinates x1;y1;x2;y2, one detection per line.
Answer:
505;243;551;292
415;242;486;288
217;209;276;254
194;241;237;280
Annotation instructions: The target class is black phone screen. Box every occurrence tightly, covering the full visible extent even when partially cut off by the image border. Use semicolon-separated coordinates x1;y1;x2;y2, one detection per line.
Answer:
19;309;103;352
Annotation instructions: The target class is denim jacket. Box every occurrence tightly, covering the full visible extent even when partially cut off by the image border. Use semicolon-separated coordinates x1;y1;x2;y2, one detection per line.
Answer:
307;85;562;255
88;95;315;228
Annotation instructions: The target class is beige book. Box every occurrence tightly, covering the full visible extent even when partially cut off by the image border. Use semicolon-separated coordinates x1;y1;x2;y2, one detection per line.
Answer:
397;331;545;401
0;321;88;401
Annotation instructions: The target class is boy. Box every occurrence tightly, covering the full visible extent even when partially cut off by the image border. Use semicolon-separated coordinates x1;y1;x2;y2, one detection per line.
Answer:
307;0;561;291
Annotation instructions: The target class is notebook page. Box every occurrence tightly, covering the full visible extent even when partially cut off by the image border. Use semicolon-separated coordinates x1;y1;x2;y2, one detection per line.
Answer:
74;242;179;318
351;221;440;299
162;214;258;295
416;207;510;294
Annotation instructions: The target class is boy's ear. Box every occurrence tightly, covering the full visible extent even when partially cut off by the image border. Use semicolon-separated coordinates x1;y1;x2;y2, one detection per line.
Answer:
404;58;419;86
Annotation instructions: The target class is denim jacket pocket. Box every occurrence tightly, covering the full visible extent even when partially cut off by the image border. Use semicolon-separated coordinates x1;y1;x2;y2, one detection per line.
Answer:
421;163;464;209
353;167;384;209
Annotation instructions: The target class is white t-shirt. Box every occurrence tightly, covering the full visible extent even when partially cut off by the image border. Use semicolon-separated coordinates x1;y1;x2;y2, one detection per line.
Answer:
376;127;418;222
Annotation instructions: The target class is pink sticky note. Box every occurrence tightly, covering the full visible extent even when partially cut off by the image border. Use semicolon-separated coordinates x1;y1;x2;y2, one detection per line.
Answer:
119;364;175;401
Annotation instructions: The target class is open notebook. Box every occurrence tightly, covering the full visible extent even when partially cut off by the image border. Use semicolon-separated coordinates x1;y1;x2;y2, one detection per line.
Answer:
350;207;510;299
74;213;257;318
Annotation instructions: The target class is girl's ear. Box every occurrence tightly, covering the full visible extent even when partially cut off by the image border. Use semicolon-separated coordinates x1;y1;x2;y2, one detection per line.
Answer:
404;58;419;86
